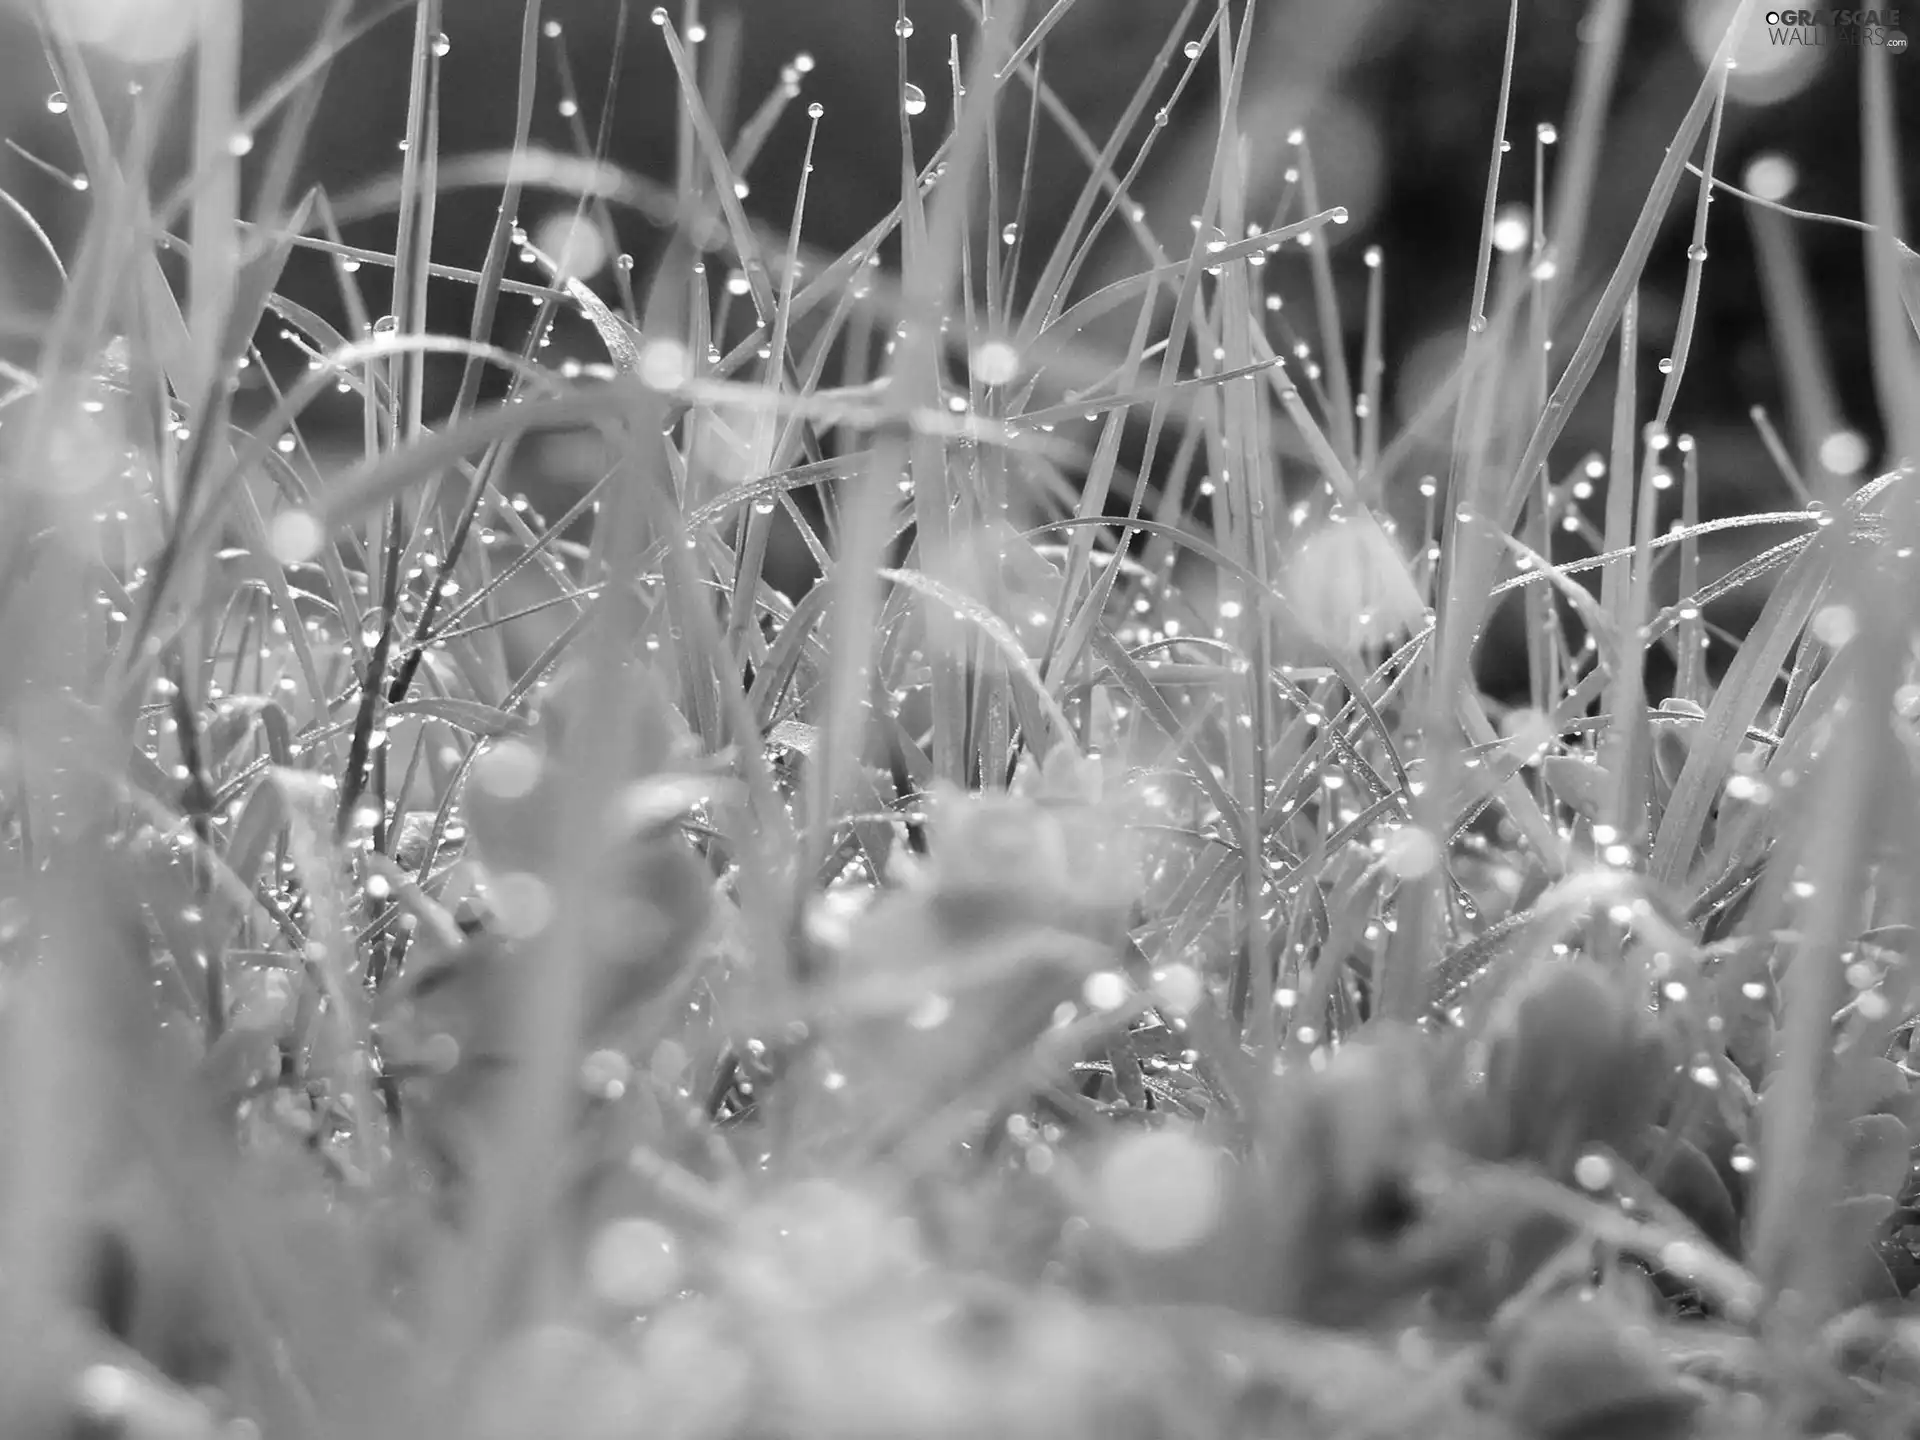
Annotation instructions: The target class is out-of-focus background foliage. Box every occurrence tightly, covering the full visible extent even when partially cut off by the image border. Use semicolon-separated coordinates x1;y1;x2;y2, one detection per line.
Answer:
1;0;1910;691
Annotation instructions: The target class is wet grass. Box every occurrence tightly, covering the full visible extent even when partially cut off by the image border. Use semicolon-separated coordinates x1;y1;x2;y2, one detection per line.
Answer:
0;1;1917;1437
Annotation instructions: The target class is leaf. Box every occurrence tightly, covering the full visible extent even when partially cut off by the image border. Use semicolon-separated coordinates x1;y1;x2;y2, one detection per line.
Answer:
1541;755;1613;823
1495;1295;1700;1440
1634;1125;1741;1257
1651;527;1836;885
1842;1114;1913;1202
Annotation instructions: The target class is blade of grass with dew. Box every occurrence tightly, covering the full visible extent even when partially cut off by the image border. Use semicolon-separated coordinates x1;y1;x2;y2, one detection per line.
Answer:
1493;0;1753;536
1544;0;1628;298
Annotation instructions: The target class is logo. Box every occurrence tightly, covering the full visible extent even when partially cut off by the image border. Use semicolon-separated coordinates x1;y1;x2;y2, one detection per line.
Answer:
1764;8;1908;47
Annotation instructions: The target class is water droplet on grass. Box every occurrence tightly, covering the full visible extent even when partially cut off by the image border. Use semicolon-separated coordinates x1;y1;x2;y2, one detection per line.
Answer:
268;511;324;565
473;737;543;800
971;339;1020;385
588;1217;680;1309
1818;428;1869;476
1573;1152;1613;1190
1096;1131;1222;1252
639;337;692;390
1811;603;1856;648
902;82;927;116
1380;826;1440;878
1153;964;1202;1015
1183;39;1202;59
490;871;554;938
431;31;451;56
906;992;951;1030
47;91;68;114
895;15;914;36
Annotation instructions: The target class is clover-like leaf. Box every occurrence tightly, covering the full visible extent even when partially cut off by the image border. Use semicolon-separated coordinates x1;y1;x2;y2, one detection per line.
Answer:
1842;1114;1914;1202
1492;1294;1699;1440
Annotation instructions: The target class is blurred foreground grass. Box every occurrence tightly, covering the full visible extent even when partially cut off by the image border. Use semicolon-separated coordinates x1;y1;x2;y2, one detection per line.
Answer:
1;1;1919;1438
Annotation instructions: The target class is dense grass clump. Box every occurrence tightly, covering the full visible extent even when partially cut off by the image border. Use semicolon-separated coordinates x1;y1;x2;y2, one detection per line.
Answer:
0;1;1918;1437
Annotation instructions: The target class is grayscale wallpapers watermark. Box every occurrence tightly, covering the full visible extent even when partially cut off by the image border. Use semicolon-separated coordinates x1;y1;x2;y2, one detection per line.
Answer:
1765;8;1909;48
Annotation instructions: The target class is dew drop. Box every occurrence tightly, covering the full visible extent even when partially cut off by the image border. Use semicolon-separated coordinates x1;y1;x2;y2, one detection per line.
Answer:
1183;39;1203;59
1572;1152;1614;1191
268;511;324;565
1153;963;1202;1015
902;82;927;116
895;15;914;37
1811;603;1857;648
46;91;68;115
1000;221;1019;245
650;6;669;24
1083;971;1129;1010
1743;153;1797;202
907;992;951;1030
807;101;824;120
1686;243;1708;262
489;871;555;939
431;31;451;57
1656;357;1674;374
587;1217;680;1309
638;337;692;390
227;132;254;157
1380;825;1440;879
1536;122;1558;145
558;97;579;118
1096;1131;1222;1252
1818;429;1869;476
971;339;1021;385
